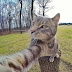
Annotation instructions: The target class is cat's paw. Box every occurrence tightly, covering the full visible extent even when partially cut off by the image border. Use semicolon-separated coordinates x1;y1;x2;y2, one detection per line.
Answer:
56;53;59;58
49;57;54;62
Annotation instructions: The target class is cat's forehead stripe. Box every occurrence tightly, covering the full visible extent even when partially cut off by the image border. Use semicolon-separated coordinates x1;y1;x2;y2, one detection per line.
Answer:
34;17;53;26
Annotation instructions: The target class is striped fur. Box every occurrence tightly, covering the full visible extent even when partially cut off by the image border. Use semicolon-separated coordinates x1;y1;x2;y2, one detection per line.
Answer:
0;13;60;72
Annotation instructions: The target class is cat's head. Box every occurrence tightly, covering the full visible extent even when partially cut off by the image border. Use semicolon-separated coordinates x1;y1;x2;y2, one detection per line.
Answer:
29;13;60;41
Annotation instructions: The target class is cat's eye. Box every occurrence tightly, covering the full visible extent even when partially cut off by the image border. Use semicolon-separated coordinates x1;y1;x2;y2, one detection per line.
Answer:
40;25;48;28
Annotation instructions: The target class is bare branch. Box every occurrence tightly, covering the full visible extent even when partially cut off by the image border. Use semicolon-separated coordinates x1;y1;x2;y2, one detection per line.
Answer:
45;7;49;9
39;4;42;7
45;0;52;7
45;6;54;13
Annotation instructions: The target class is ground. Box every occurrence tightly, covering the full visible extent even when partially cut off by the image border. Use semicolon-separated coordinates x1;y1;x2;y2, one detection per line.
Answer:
0;25;72;72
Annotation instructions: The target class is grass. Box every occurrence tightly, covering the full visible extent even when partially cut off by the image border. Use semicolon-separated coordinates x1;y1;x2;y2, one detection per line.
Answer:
57;25;72;64
0;32;31;55
0;25;72;72
57;25;72;72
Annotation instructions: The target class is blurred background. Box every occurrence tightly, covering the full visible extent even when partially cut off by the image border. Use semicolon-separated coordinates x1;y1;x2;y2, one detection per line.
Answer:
0;0;72;72
0;0;72;35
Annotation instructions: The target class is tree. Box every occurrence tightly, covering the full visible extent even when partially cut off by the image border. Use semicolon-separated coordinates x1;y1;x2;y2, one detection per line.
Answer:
8;11;12;32
0;0;1;23
0;0;34;32
8;2;13;32
37;0;53;16
1;4;4;32
19;0;22;34
31;0;34;20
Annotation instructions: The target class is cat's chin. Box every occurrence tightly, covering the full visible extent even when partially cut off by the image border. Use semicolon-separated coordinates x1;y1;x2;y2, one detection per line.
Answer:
31;35;53;42
32;36;46;39
32;36;43;39
32;37;48;42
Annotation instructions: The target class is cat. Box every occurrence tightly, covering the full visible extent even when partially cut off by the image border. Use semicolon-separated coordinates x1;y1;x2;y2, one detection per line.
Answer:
0;13;60;72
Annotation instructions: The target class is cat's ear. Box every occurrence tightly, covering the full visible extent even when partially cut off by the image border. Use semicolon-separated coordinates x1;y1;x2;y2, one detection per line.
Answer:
52;13;60;24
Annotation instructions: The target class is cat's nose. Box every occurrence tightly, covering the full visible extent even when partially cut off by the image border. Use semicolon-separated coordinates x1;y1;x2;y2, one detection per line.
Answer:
30;26;38;34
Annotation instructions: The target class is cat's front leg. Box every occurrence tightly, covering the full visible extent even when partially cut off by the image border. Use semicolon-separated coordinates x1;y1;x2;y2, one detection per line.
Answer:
49;56;54;62
55;53;59;58
49;53;59;62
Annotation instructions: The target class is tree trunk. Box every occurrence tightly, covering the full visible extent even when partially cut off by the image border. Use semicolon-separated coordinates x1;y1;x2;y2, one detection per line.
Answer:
43;0;45;16
38;50;61;72
1;16;4;32
9;16;12;32
8;4;12;32
1;23;4;32
43;9;45;16
15;19;18;29
31;0;34;20
0;0;1;23
9;23;11;32
19;0;22;34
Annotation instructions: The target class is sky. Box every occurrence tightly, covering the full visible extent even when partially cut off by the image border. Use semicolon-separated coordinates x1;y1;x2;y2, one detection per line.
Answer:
35;0;72;23
1;0;72;23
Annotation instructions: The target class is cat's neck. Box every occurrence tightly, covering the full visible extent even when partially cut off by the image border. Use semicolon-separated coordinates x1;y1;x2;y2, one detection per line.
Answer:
43;36;55;44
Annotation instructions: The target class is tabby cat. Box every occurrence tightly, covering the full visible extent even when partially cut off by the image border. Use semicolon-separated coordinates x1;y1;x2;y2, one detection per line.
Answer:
0;13;60;72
